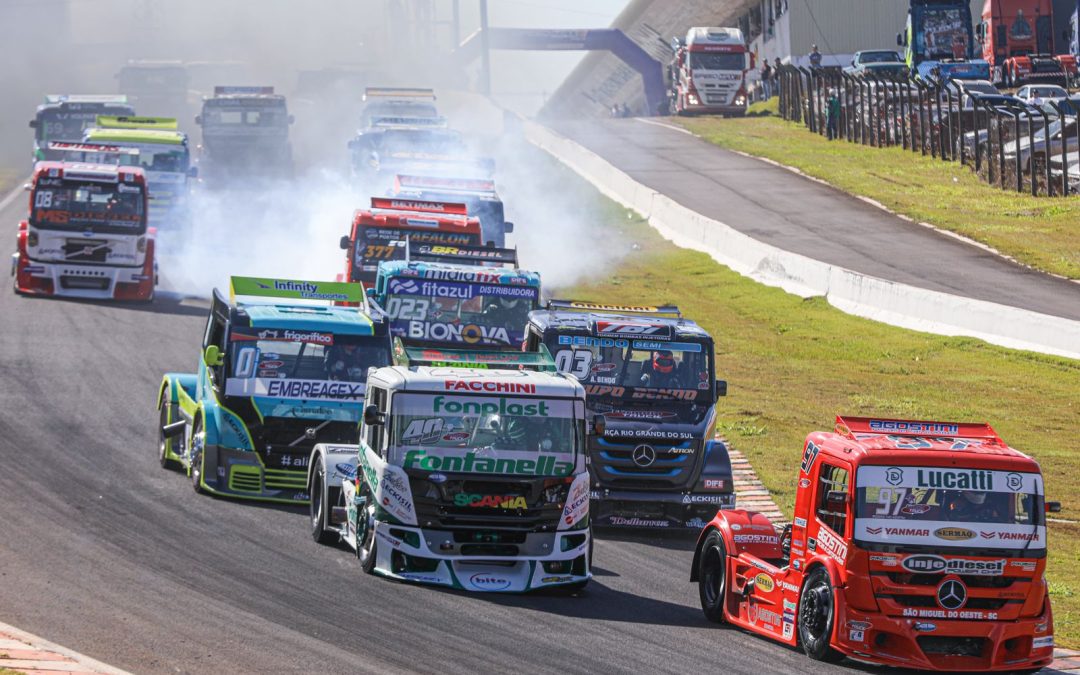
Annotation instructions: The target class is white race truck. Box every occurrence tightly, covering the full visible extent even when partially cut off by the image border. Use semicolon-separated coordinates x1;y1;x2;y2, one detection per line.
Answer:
307;345;591;592
669;27;753;117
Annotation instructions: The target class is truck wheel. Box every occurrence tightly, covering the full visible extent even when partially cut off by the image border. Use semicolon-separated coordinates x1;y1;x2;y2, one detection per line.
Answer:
698;529;728;623
798;568;844;662
190;418;206;495
356;483;378;574
157;397;181;471
310;462;337;545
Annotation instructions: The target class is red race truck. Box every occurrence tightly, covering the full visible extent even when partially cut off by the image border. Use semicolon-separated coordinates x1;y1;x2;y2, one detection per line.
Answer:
977;0;1078;87
12;161;156;301
339;197;483;286
691;415;1058;671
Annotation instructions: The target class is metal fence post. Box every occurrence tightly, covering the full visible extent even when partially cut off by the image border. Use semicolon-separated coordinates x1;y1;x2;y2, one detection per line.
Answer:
1011;106;1023;193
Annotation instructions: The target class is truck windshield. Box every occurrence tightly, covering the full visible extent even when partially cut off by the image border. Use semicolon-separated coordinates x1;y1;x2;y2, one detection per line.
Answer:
860;51;901;63
854;465;1044;550
353;228;481;276
30;180;145;233
389;392;579;475
545;333;714;403
918;8;969;59
111;142;189;173
383;278;538;346
689;52;746;71
202;103;289;129
376;130;467;156
35;107;132;142
223;329;390;401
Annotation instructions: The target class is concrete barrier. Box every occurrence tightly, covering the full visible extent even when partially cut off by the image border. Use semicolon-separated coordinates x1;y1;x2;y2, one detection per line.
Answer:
524;120;1080;360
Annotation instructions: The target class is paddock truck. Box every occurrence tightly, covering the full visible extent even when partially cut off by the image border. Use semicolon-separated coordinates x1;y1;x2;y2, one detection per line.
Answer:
157;277;392;503
525;301;732;530
668;27;753;117
976;0;1077;88
29;95;134;164
307;347;592;592
691;415;1060;671
339;197;483;286
898;0;991;80
12;160;156;301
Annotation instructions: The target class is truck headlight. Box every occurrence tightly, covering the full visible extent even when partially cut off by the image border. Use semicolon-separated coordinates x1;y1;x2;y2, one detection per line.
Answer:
688;94;700;105
27;230;38;247
735;95;747;106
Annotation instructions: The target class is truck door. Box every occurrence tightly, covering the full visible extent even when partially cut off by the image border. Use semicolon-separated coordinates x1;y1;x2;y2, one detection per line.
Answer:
808;458;851;570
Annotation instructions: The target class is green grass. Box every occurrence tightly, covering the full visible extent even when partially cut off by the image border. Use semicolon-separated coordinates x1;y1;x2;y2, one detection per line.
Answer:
532;144;1080;648
676;115;1080;280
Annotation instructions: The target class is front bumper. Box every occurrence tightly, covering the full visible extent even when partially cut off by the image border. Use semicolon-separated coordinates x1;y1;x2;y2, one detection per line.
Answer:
591;487;735;529
198;445;311;504
12;253;155;301
682;103;746;116
369;521;590;592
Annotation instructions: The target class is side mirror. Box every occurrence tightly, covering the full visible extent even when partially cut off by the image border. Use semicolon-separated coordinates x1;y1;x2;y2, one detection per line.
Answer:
363;403;384;427
365;287;376;297
896;32;904;47
1047;501;1062;513
187;166;199;178
347;139;359;151
29;120;37;129
194;115;203;126
162;420;186;438
826;490;848;506
204;344;224;367
592;414;606;436
288;114;296;125
339;235;351;250
504;221;514;233
716;379;728;397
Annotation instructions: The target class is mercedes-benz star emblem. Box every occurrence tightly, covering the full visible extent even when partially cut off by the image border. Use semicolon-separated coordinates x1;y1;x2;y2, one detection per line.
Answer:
632;444;657;468
936;578;967;611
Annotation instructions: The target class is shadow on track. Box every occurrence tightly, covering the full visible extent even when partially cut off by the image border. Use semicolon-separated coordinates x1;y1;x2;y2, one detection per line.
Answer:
10;291;208;317
594;527;698;553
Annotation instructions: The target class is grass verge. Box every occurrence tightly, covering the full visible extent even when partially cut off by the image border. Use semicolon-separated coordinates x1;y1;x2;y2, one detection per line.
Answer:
675;114;1080;280
530;143;1080;648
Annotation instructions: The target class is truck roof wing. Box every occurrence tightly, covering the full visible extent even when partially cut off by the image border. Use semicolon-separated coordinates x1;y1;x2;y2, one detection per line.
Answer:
405;241;518;266
229;276;367;310
370;196;468;216
213;85;274;96
369;115;448;129
835;415;1002;441
364;87;436;100
48;142;140;156
393;337;556;371
395;174;496;195
546;299;682;318
95;115;178;131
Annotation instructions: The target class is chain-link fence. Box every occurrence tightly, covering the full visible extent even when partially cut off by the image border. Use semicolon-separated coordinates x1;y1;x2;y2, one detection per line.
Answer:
776;65;1080;197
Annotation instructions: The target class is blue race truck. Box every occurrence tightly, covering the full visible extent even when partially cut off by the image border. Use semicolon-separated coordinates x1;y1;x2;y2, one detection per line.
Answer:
898;0;991;80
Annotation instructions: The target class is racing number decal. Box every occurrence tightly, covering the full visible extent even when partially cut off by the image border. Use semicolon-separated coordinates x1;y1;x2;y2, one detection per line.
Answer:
385;297;430;321
361;244;399;261
234;347;258;378
34;191;54;208
800;441;820;474
554;350;593;379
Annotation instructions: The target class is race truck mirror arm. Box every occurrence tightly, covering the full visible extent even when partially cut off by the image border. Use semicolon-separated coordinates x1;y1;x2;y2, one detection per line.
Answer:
1047;501;1062;513
195;115;202;126
162;421;186;439
592;414;606;436
716;379;728;397
504;221;514;232
204;345;224;367
339;235;351;250
363;404;385;427
29;120;37;128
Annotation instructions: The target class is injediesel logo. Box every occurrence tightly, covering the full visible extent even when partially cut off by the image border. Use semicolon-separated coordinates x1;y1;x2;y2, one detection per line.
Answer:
901;555;1005;576
403;450;573;476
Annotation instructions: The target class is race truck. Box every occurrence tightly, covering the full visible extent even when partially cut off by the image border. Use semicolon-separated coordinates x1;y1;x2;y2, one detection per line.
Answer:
29;95;135;164
157;277;392;504
668;27;753;117
976;0;1077;87
195;86;295;182
306;346;591;592
11;160;155;301
524;301;732;530
370;243;539;349
84;116;195;230
391;174;513;247
358;87;440;129
347;122;484;191
339;197;483;285
114;60;189;117
691;415;1059;671
898;0;992;80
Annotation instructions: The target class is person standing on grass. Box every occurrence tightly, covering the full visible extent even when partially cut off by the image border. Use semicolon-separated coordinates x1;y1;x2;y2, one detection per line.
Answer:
809;44;823;68
761;60;773;100
826;88;840;140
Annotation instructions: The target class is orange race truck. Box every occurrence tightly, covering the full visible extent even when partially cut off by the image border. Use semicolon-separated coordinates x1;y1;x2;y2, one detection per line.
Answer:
691;415;1059;671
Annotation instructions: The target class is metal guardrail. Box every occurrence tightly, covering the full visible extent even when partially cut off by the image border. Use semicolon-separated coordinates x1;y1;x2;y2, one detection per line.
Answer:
776;65;1080;197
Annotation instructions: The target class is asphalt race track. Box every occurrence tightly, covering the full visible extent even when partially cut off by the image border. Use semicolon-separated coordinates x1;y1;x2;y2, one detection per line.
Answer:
0;183;863;674
554;119;1080;322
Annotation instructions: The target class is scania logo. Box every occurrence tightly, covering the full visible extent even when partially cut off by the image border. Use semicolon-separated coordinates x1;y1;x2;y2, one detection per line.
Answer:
632;444;657;467
936;578;967;610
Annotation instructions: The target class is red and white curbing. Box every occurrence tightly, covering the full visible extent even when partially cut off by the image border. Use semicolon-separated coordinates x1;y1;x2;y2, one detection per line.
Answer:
0;622;130;674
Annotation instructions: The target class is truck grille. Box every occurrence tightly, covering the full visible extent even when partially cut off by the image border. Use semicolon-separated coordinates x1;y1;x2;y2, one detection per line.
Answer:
254;418;358;470
883;573;1016;589
887;595;1008;611
917;636;987;657
63;239;110;263
409;476;562;532
591;437;701;490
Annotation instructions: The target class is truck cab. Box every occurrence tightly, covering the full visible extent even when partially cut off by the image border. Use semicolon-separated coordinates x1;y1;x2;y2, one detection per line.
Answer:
898;0;991;80
114;60;189;118
669;26;752;117
307;347;591;592
358;87;440;129
84;116;194;230
157;277;392;504
692;415;1058;671
525;300;733;530
340;197;484;285
12;161;155;301
370;243;540;349
391;174;513;248
195;86;294;182
29;95;134;164
975;0;1077;87
347;122;474;191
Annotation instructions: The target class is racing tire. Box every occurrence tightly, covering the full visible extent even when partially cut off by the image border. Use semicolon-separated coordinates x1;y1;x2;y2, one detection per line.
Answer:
356;482;378;574
798;567;844;663
310;462;338;545
190;418;206;495
698;529;728;623
157;398;181;471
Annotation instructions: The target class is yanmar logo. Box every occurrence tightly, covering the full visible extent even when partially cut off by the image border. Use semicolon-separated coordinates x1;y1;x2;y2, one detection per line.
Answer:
866;526;930;537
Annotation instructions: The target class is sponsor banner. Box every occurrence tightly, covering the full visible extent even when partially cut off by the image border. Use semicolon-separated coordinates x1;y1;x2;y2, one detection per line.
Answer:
387;278;538;301
595;321;672;340
856;518;1046;549
817;527;848;564
395;394;574;419
607;516;670;527
896;555;1007;576
402;320;514;345
225;377;365;401
230;276;363;303
631;340;702;353
401;450;574;477
858;465;1042;494
901;607;1003;620
230;327;334;345
603;428;696;440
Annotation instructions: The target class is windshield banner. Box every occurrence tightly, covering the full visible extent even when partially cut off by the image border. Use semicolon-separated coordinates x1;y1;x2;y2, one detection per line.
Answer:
855;519;1045;549
225;377;365;402
859;466;1043;494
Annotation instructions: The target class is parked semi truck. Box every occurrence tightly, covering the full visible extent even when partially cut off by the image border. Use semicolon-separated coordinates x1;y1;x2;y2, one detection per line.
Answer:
976;0;1077;87
668;27;753;117
898;0;992;80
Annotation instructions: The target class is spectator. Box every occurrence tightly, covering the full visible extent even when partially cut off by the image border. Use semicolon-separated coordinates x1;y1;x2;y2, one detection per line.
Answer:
826;88;840;140
809;44;823;68
773;57;783;97
761;60;773;100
